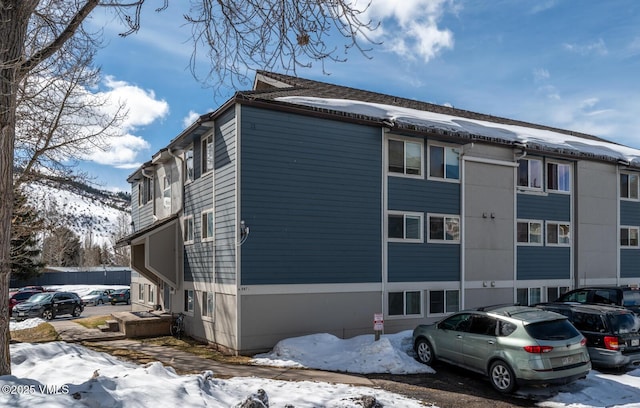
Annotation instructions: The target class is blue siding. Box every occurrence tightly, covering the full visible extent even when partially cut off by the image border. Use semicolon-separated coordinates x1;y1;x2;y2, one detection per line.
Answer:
388;243;460;282
387;170;461;283
620;200;640;225
517;193;570;220
621;250;640;278
214;109;237;285
240;106;382;285
517;246;570;280
388;177;460;214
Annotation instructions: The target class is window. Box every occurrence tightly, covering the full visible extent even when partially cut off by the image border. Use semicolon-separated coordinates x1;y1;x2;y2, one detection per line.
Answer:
184;289;194;313
388;139;422;176
546;222;570;246
517;220;542;245
202;210;214;241
547;286;569;302
388;212;423;242
428;214;460;243
183;216;194;244
620;226;639;248
138;284;144;301
388;291;421;316
517;287;541;306
517;158;542;189
138;176;152;206
429;290;459;315
163;175;171;209
202;291;214;317
202;135;214;174
147;284;155;304
185;147;194;182
547;162;571;192
620;173;639;200
429;144;460;180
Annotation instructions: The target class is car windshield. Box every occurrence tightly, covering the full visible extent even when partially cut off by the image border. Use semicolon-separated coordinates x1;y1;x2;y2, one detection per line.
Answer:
525;319;580;340
623;290;640;306
27;293;53;303
88;290;102;295
114;290;126;294
608;313;640;334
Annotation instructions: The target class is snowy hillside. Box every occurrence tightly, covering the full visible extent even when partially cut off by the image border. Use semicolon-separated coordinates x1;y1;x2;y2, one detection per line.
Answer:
22;179;131;248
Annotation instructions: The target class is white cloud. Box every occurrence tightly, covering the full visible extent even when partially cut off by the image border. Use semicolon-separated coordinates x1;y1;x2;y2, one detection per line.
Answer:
182;110;202;128
563;38;608;56
102;76;169;128
533;68;550;82
363;0;455;63
85;133;150;169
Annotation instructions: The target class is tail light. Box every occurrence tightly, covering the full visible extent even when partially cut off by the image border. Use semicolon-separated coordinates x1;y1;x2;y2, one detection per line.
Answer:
581;337;587;347
604;336;619;351
524;345;554;353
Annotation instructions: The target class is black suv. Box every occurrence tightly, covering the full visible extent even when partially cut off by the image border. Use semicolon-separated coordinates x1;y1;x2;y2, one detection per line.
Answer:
12;291;84;321
555;286;640;314
537;302;640;369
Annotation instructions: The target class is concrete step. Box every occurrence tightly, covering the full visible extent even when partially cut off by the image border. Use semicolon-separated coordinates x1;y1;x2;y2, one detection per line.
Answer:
98;320;120;332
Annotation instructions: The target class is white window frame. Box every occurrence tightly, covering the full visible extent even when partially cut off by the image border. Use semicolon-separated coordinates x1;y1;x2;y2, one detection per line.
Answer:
388;290;422;317
137;284;144;301
620;172;640;201
201;135;214;174
184;289;194;313
427;213;461;243
517;158;543;191
517;287;542;306
546;286;570;302
517;219;543;246
201;209;215;242
185;146;194;183
387;211;424;243
147;284;155;305
183;215;194;244
620;226;640;248
163;175;171;209
201;291;214;319
427;143;460;183
546;161;571;193
546;221;571;246
428;289;460;316
387;137;424;178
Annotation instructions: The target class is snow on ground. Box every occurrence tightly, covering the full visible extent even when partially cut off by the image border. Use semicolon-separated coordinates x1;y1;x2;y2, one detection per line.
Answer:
4;284;640;407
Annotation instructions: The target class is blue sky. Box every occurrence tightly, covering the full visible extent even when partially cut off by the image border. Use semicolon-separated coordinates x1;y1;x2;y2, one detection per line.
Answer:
79;0;640;191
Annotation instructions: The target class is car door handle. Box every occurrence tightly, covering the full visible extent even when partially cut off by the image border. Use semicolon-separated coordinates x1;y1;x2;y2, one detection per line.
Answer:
487;340;495;345
456;335;463;339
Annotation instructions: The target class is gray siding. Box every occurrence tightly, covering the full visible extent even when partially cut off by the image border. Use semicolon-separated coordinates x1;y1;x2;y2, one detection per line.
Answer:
240;106;382;285
214;108;237;285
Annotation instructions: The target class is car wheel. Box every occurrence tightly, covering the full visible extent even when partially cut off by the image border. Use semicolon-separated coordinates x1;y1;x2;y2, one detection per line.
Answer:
415;338;436;365
41;309;54;320
72;305;82;317
127;298;131;305
489;360;518;393
98;300;103;305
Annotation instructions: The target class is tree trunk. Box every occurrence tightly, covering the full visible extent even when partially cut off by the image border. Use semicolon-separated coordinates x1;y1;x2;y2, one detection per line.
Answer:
0;0;39;376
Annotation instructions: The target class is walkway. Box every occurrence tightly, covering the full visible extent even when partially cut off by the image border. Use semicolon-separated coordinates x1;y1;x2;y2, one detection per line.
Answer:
48;320;374;386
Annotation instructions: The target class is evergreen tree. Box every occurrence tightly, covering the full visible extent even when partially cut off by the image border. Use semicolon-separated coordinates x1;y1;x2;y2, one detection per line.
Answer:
10;189;45;280
42;226;81;267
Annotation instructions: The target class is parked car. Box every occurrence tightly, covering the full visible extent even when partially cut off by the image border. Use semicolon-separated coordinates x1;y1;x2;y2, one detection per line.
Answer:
81;290;111;306
9;289;42;315
412;304;591;393
109;288;130;305
536;302;640;369
17;285;45;292
12;291;84;321
555;286;640;314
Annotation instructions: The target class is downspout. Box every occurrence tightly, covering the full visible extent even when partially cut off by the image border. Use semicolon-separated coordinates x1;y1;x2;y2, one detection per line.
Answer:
460;148;466;310
513;146;527;301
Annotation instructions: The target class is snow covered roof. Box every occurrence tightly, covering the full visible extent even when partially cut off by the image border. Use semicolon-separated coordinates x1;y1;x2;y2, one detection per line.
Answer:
246;71;640;167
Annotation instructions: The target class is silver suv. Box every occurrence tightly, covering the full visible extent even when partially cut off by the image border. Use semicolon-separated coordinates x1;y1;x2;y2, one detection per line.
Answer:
412;305;591;393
